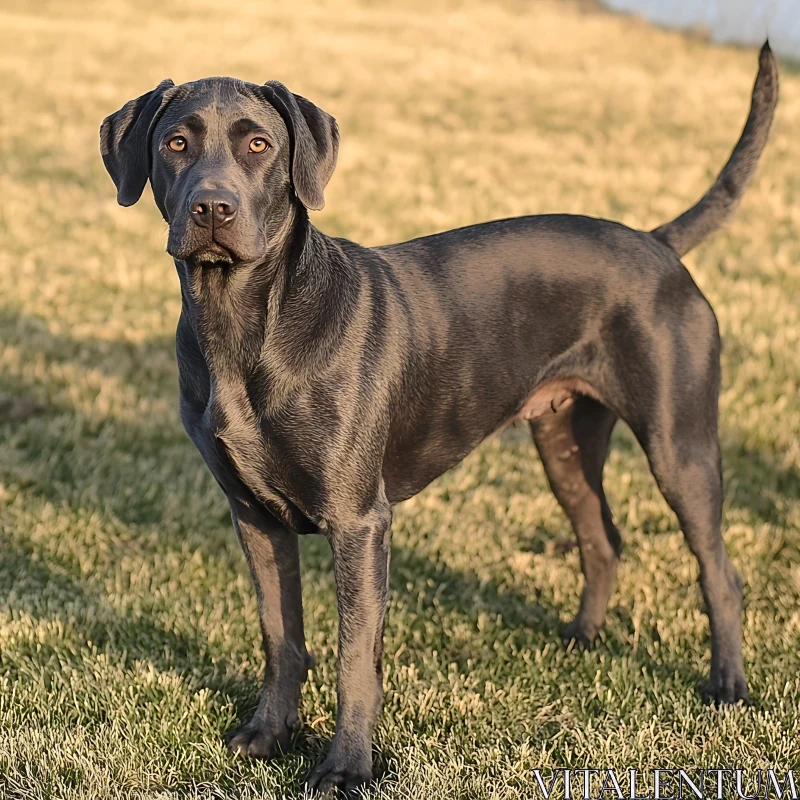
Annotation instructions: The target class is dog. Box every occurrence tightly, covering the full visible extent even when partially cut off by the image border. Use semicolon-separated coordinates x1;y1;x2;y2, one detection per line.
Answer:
100;44;777;794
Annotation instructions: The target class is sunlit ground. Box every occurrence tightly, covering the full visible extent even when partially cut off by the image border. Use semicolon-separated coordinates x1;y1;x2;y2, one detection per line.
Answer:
1;0;798;796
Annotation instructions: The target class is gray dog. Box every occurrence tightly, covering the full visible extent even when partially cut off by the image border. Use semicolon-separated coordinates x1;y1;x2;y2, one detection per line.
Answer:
100;44;777;793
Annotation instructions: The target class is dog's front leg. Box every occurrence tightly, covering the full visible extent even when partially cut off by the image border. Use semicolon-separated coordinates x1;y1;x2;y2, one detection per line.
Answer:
226;502;312;759
308;502;392;794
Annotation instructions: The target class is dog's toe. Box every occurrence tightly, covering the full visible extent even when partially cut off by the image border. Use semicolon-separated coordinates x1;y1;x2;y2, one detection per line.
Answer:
226;719;292;760
703;669;750;706
307;754;371;796
561;618;599;648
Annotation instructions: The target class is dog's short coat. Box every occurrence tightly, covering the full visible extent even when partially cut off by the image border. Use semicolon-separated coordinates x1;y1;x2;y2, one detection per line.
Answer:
100;45;778;794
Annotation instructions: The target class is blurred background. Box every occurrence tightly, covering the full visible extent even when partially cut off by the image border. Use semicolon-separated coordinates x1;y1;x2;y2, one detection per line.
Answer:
606;0;800;59
1;1;798;797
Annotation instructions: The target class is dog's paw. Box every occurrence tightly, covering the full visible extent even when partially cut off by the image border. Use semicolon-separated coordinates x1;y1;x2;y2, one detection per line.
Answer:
307;753;371;796
560;617;599;648
225;717;293;760
703;668;750;706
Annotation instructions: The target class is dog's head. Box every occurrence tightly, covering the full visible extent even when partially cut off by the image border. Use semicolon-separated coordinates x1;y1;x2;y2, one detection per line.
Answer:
100;78;339;266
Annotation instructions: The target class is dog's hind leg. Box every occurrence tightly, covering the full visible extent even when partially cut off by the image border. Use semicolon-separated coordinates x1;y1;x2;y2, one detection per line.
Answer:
612;296;748;704
635;402;748;704
531;394;621;644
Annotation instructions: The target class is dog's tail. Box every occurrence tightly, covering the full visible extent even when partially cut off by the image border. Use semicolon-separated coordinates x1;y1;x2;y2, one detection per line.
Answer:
651;42;778;257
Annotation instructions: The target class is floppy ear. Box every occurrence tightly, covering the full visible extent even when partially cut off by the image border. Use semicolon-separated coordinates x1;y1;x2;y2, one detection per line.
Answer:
100;79;175;206
261;81;339;211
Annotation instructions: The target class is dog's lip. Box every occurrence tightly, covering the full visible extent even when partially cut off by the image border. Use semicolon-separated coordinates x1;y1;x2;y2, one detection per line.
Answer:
169;240;238;265
193;244;236;265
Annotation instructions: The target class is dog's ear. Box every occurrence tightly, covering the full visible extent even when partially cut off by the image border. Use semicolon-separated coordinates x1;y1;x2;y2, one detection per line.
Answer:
261;81;339;211
100;79;175;206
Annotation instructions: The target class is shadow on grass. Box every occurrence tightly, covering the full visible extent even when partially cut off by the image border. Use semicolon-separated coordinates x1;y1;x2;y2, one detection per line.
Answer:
0;536;252;709
0;306;177;398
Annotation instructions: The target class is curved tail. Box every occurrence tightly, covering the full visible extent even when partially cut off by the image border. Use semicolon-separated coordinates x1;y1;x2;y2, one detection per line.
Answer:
651;42;779;257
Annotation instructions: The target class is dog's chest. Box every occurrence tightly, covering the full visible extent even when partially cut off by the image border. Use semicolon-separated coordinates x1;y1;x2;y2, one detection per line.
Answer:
195;373;281;496
186;370;323;532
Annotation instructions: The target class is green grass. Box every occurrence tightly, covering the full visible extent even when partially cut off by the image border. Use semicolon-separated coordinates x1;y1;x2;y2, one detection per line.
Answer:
1;0;799;797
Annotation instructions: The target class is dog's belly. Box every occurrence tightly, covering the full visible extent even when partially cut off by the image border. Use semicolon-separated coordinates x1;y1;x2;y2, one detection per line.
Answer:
381;374;597;504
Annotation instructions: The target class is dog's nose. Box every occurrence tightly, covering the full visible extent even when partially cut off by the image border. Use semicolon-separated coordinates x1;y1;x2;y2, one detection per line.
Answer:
188;190;239;229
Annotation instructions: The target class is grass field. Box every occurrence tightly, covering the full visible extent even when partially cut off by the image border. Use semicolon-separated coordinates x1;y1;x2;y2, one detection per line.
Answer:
1;0;799;797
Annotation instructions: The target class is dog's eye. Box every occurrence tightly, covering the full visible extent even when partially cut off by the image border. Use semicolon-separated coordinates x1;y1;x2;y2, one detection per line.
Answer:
167;136;187;152
248;137;269;154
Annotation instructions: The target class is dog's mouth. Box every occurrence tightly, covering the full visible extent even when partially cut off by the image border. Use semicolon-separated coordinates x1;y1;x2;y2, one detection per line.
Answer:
166;217;269;268
187;243;237;267
168;238;239;267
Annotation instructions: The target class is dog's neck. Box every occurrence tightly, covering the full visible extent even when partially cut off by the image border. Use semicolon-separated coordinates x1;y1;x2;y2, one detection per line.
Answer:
176;206;359;386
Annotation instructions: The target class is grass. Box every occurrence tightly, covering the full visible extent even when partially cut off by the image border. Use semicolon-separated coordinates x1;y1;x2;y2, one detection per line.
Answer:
1;0;799;797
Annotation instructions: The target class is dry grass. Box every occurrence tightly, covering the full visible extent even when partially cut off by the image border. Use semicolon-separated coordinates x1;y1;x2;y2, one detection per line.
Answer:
1;0;799;797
